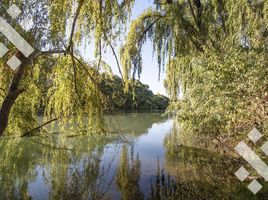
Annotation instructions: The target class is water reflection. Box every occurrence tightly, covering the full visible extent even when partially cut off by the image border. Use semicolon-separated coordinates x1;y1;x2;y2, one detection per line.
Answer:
0;135;117;200
116;145;144;200
0;113;266;200
0;113;166;199
106;112;166;136
157;123;268;200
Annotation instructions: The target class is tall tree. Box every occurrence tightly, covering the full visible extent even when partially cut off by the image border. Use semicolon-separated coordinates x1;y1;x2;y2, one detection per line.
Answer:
121;0;268;140
0;0;135;136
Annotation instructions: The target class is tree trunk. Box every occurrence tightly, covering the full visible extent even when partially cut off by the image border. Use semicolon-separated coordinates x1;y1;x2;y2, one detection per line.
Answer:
0;50;38;136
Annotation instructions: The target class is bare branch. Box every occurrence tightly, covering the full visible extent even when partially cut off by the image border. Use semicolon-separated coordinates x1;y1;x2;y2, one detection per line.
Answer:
21;118;58;137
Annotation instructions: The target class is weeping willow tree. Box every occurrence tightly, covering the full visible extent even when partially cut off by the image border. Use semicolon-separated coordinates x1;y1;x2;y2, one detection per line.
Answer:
0;0;135;136
121;0;268;141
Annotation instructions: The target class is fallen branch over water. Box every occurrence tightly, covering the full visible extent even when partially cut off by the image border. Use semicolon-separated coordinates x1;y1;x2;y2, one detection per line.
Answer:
21;118;59;137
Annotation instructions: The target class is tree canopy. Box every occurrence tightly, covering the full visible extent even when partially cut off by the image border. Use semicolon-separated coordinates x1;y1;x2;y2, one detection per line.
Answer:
0;0;267;140
121;0;268;141
100;73;169;111
0;0;135;136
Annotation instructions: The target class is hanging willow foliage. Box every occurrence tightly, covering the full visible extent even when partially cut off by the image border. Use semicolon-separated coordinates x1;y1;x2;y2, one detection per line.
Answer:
121;0;268;140
0;0;135;136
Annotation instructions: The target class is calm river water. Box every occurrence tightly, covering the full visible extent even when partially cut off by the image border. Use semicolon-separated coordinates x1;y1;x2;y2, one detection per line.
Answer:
0;113;267;199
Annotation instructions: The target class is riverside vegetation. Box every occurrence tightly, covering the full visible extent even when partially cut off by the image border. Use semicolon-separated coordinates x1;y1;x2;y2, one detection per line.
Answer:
0;0;267;199
0;0;266;142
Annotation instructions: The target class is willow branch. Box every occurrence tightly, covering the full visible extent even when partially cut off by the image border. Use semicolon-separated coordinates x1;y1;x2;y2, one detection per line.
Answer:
103;33;123;79
97;39;102;71
97;0;103;72
217;0;226;34
70;54;101;90
39;50;68;57
71;53;84;107
38;49;100;90
139;17;163;43
0;88;6;97
153;0;173;5
187;0;198;29
67;0;85;51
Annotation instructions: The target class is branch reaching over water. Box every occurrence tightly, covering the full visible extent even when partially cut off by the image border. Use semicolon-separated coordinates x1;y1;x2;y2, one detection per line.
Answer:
21;118;58;137
104;33;123;79
67;0;85;51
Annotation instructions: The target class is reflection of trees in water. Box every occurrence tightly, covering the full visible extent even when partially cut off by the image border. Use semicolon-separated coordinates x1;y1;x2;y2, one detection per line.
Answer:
3;115;263;200
116;145;144;200
0;135;118;200
47;147;112;200
154;126;259;200
0;113;166;200
106;113;166;136
149;155;238;200
0;138;39;199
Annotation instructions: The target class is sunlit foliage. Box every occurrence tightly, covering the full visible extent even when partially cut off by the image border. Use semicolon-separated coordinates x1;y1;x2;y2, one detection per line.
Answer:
0;0;135;135
121;0;268;140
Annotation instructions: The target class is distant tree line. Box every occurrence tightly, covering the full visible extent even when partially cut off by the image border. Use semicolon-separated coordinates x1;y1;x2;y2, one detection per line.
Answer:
100;74;169;111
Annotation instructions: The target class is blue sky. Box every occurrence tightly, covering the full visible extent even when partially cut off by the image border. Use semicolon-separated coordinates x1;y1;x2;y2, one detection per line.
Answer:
130;1;166;95
81;0;167;95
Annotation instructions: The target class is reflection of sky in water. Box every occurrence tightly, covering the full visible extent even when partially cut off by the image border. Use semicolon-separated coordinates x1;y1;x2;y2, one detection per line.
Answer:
134;120;173;197
136;120;172;174
1;113;262;199
26;113;172;199
101;118;173;199
28;166;49;200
